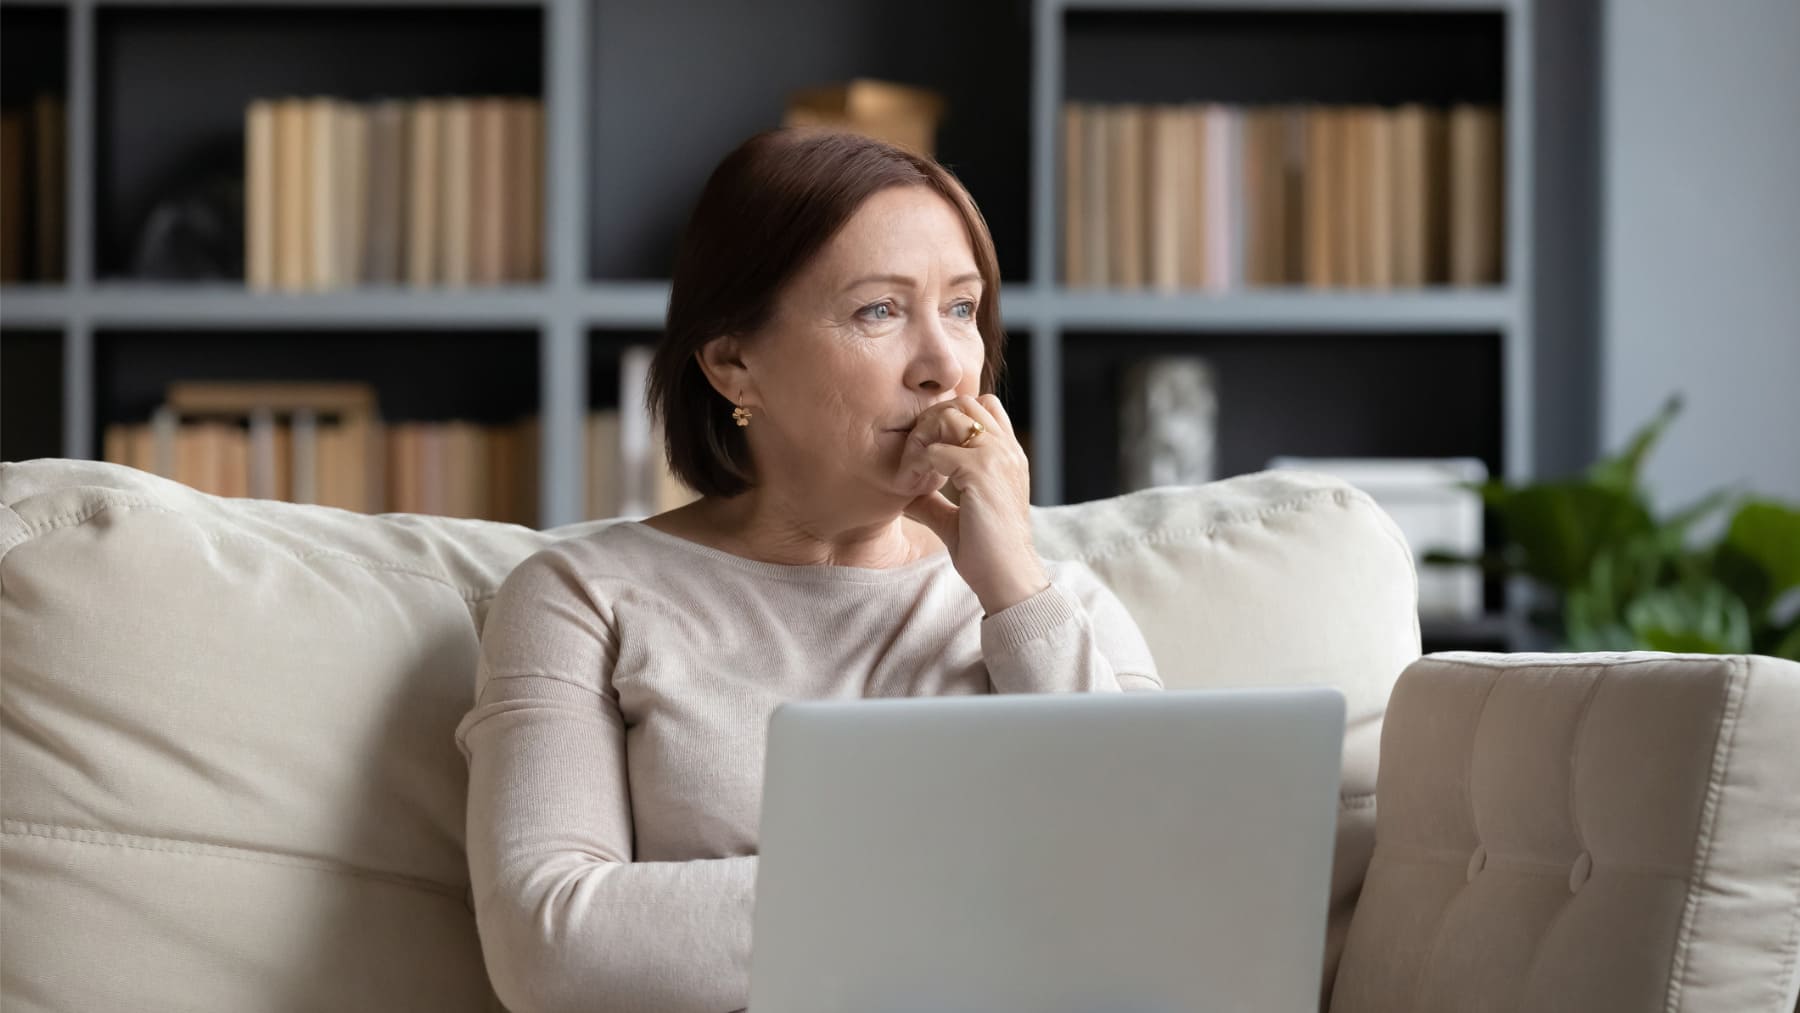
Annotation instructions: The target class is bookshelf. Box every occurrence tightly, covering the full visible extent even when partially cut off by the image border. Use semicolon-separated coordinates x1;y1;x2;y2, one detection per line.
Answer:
0;0;1540;593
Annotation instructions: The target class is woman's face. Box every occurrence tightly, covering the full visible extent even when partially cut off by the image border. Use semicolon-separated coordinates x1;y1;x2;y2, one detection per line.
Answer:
729;184;990;505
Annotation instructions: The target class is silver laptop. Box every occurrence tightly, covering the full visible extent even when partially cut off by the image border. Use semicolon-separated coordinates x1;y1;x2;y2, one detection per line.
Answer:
748;687;1346;1013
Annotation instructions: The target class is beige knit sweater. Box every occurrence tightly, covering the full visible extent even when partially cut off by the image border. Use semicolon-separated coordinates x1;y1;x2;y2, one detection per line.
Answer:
453;520;1163;1012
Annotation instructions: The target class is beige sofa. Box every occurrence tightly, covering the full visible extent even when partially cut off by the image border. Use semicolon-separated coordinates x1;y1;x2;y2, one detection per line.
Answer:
2;457;1796;1013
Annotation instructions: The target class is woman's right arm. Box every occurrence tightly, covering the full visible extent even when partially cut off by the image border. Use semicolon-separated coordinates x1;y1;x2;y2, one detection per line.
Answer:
454;548;757;1013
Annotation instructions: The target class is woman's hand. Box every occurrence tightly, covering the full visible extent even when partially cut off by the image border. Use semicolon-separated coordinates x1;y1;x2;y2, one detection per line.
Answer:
900;393;1050;616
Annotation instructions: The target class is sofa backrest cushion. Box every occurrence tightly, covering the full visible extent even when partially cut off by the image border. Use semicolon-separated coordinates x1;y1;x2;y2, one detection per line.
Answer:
1029;475;1422;1004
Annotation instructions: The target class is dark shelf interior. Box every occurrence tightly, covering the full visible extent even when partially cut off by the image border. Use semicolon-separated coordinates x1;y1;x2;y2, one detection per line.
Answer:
1;7;65;108
95;4;543;281
586;329;654;414
586;0;1031;283
1063;9;1505;105
1062;330;1503;502
93;328;540;452
2;5;69;286
2;329;65;462
1421;613;1517;654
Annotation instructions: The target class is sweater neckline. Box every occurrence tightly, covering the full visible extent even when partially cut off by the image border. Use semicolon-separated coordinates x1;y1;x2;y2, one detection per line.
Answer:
621;519;955;583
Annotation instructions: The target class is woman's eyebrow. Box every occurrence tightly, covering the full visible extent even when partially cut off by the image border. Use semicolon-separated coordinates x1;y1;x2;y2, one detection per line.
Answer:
841;272;984;291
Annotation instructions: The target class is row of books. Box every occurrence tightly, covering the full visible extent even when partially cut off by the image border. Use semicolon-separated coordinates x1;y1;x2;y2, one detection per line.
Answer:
0;94;67;283
101;410;539;524
244;95;544;293
100;407;701;525
1062;102;1504;291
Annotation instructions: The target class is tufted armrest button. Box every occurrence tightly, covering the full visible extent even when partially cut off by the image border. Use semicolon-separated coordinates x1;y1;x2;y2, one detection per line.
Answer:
1569;852;1592;894
1466;845;1486;883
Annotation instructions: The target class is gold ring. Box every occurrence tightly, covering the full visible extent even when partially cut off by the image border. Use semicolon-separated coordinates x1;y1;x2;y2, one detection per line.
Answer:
960;421;986;448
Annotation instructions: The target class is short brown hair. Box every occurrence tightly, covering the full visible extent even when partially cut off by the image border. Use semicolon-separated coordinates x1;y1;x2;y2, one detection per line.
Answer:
649;128;1007;499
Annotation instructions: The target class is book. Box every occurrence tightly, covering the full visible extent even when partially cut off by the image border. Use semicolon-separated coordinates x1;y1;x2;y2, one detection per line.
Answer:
652;436;699;512
316;420;348;511
103;422;130;468
151;406;178;478
291;408;318;505
1201;104;1236;293
1366;106;1395;290
1062;103;1085;288
407;99;443;288
503;98;531;283
1081;103;1109;289
163;380;382;511
364;100;408;286
479;97;509;286
514;415;541;526
1342;106;1367;288
1145;106;1183;293
1179;104;1206;290
1333;107;1360;288
618;346;655;516
1303;105;1334;288
440;98;474;288
1449;104;1503;285
248;407;277;498
1425;107;1452;285
337;103;369;287
1242;107;1285;286
246;100;277;290
586;409;622;520
1110;104;1144;289
1170;104;1200;290
275;98;308;292
387;423;417;513
522;99;544;281
220;421;249;499
1391;104;1429;287
307;97;339;291
1279;107;1308;286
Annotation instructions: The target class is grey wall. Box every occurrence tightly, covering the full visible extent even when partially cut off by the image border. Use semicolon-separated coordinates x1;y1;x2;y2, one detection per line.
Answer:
1532;0;1602;482
1601;0;1800;511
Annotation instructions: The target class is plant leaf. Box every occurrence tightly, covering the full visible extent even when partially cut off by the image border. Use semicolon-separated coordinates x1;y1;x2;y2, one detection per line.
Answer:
1725;499;1800;600
1772;617;1800;662
1624;582;1753;654
1586;393;1681;493
1491;483;1656;589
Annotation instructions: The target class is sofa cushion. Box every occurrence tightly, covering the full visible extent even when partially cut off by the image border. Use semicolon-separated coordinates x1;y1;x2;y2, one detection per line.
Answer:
1;458;1418;1011
1028;475;1421;1003
1330;651;1800;1013
0;459;603;1012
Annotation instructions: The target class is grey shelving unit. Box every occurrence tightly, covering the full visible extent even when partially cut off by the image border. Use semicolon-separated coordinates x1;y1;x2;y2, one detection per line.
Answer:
1;0;1539;555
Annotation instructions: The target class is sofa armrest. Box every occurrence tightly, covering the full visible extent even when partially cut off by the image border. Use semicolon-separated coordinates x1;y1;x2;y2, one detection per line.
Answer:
1330;651;1800;1013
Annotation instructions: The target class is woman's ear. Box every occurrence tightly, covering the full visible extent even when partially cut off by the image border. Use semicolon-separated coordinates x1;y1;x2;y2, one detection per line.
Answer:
695;332;757;407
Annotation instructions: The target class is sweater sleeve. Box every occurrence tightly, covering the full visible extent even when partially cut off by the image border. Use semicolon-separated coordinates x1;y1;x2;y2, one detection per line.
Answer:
980;558;1164;695
453;547;755;1013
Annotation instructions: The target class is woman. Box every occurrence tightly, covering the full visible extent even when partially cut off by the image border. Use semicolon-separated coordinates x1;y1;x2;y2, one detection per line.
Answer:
453;128;1162;1013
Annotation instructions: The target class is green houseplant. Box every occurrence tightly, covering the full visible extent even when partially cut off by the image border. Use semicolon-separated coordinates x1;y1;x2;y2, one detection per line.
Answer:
1427;395;1800;659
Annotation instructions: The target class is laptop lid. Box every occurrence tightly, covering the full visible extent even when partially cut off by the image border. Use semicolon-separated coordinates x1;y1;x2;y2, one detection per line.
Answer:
749;687;1346;1013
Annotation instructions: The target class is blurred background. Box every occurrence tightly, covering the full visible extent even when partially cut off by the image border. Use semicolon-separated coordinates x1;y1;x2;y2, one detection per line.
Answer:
1;0;1796;656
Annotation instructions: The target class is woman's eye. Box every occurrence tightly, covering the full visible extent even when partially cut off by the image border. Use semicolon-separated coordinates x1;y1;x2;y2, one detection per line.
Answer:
860;301;895;321
950;300;975;319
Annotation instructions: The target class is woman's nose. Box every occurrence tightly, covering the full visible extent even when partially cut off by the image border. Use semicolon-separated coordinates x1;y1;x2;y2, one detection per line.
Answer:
909;316;965;392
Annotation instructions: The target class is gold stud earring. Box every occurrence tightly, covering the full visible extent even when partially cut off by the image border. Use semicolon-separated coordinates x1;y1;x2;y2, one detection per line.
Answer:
731;404;752;427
